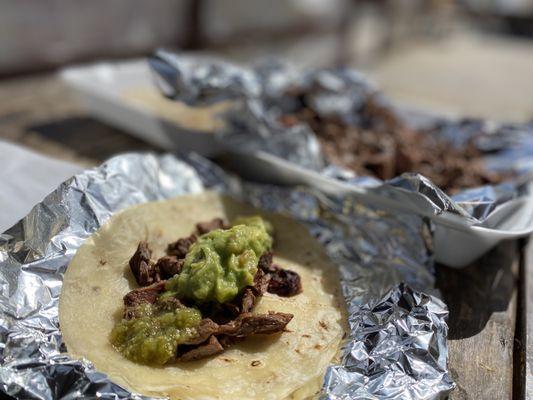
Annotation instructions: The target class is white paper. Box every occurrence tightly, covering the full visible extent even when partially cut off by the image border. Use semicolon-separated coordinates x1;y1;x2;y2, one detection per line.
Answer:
0;141;83;232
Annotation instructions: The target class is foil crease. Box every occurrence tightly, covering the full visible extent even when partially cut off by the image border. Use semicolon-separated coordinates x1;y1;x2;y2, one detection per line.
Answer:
0;153;453;399
149;50;533;226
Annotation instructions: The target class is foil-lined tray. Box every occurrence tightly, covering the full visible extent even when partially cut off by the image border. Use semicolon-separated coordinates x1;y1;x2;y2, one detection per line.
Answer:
149;51;533;267
0;153;453;399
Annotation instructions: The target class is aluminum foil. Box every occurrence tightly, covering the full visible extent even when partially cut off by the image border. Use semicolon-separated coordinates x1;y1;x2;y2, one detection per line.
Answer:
0;152;453;399
149;50;533;227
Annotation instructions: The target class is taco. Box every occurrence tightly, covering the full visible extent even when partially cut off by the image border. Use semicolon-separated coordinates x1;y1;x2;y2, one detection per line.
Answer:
59;191;346;399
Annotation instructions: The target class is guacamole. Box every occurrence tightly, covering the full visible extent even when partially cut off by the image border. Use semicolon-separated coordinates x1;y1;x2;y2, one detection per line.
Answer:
110;302;201;365
165;216;273;304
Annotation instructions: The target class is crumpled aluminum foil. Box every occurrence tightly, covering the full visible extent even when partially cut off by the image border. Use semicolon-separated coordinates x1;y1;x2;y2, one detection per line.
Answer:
149;50;533;227
0;152;453;399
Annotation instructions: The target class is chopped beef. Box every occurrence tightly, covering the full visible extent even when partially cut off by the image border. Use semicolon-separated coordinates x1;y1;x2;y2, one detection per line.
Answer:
241;268;271;312
266;265;302;297
167;234;196;258
195;218;229;235
123;281;166;307
239;289;256;315
254;267;271;294
279;94;511;193
202;268;272;324
156;256;183;279
129;241;159;286
236;268;271;315
177;312;293;361
219;312;293;337
178;335;224;361
123;281;167;319
258;251;273;272
257;251;302;297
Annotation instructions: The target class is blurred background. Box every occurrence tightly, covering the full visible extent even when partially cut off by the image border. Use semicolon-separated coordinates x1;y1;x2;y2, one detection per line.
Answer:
1;0;533;227
3;0;533;118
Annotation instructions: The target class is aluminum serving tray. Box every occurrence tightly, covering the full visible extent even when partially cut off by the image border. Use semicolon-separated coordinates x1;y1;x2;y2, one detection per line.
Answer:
60;60;223;156
61;59;533;268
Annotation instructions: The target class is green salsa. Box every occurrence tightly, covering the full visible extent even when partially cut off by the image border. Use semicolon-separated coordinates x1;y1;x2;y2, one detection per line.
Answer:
110;302;202;365
111;216;273;365
165;216;273;304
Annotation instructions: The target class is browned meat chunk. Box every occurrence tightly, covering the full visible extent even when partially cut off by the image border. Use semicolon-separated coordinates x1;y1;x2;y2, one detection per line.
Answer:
123;281;166;308
257;251;302;297
195;218;229;235
241;268;271;313
280;95;511;193
267;266;302;297
178;335;224;361
177;312;293;361
167;234;196;258
156;256;183;279
257;251;273;272
129;241;159;286
219;312;293;337
123;281;167;319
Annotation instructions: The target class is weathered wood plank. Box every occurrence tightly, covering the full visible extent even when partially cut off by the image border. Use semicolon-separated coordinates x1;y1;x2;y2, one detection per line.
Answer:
0;75;159;165
436;240;519;400
525;238;533;400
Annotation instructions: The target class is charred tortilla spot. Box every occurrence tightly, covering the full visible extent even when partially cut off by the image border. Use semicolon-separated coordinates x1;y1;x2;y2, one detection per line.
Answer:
251;360;261;367
99;259;107;266
319;321;328;330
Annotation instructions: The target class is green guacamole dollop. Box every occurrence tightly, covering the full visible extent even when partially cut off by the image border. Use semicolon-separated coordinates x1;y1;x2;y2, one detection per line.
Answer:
165;216;273;304
110;302;202;365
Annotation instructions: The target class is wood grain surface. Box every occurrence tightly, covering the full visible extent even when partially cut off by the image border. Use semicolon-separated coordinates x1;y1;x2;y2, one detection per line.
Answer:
436;241;519;400
525;240;532;400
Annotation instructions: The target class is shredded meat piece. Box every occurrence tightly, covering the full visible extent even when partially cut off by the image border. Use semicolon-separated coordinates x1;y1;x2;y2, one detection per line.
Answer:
167;234;196;258
129;241;159;286
177;312;293;361
123;281;167;319
218;312;293;336
258;251;273;272
236;268;271;315
279;94;511;193
196;218;229;235
266;265;302;297
178;335;224;361
123;281;166;307
156;256;183;279
257;251;302;297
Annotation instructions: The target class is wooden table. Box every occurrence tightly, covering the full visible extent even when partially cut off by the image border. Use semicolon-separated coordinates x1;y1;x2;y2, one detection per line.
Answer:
0;74;531;400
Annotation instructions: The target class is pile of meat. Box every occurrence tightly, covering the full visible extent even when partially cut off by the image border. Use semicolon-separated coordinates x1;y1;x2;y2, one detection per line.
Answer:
279;94;508;193
124;218;302;361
